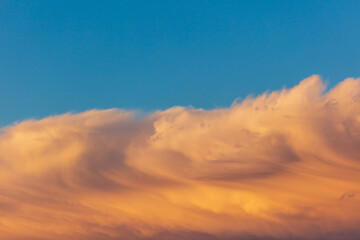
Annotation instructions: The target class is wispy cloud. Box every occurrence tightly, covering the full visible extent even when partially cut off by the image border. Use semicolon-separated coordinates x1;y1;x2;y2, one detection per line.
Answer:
1;75;360;239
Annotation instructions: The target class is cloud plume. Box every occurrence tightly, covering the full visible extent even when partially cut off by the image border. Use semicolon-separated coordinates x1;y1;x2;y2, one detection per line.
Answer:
1;75;360;239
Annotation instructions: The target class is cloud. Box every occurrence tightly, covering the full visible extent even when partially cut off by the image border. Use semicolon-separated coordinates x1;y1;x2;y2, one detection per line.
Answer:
1;75;360;239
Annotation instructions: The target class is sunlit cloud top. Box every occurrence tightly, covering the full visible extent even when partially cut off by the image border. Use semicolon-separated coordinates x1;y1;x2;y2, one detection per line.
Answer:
1;76;360;239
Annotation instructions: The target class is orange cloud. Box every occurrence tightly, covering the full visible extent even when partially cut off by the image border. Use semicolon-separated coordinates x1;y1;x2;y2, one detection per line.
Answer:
1;75;360;239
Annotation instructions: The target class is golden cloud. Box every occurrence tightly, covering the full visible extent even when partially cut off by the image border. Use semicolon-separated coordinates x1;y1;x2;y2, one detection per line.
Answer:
1;75;360;239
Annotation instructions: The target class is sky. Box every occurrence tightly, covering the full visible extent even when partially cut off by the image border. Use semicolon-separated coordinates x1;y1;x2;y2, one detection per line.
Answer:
1;1;360;240
1;0;360;126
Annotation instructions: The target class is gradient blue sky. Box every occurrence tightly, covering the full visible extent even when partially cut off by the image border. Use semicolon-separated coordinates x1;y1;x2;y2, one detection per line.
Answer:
1;0;360;126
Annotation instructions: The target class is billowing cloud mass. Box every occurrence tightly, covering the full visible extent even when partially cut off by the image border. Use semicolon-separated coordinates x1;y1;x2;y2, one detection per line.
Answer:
1;75;360;240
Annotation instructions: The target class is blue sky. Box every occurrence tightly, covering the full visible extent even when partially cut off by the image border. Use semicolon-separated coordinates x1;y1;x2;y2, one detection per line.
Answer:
1;0;360;126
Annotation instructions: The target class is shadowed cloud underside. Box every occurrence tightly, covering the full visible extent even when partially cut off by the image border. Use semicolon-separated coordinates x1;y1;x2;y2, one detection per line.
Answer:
1;75;360;239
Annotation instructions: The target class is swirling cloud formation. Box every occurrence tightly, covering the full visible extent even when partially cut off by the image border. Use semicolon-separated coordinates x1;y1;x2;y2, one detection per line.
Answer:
1;76;360;240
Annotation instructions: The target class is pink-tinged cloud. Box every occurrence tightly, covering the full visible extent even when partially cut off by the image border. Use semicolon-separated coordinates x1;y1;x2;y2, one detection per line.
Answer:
1;75;360;239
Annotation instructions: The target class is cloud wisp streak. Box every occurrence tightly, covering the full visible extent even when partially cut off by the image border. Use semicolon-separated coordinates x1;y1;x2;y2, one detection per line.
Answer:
1;76;360;239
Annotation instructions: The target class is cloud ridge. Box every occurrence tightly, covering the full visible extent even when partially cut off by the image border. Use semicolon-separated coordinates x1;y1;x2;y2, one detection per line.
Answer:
1;76;360;239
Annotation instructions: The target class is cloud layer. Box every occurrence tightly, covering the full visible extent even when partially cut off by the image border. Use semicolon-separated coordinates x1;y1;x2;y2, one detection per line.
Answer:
1;75;360;239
